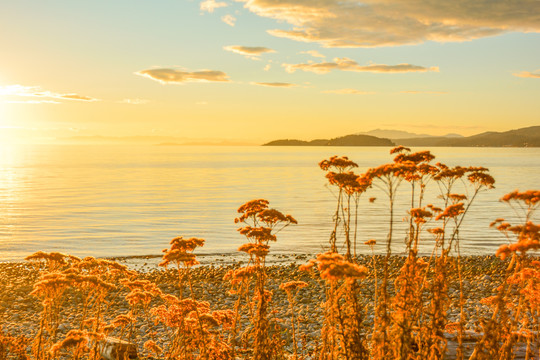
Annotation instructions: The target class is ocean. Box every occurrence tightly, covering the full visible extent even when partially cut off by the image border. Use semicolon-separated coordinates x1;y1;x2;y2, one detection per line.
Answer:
0;144;538;261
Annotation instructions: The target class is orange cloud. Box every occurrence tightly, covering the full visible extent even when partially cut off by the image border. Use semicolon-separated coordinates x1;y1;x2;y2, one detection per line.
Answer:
513;71;540;78
237;0;540;47
136;68;230;84
222;14;236;26
322;89;375;94
200;0;228;13
283;58;438;74
252;82;297;87
224;45;276;59
299;50;325;58
0;85;99;102
400;90;448;94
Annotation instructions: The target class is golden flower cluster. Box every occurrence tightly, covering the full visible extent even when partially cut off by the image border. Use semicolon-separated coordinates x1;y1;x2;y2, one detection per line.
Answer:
223;265;258;285
279;281;308;292
389;146;411;154
435;203;465;221
409;207;433;224
301;252;368;282
49;330;89;356
319;155;358;171
326;171;372;195
235;199;270;223
238;243;270;257
501;190;540;206
257;208;297;225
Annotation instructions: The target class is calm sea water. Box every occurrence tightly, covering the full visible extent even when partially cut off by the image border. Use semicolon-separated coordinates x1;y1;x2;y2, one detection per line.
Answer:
0;144;538;261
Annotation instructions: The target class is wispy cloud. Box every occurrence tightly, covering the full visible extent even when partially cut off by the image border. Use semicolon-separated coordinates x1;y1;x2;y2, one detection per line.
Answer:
5;100;61;104
322;88;375;94
0;85;99;102
237;0;540;47
400;90;448;94
513;71;540;78
119;98;150;104
251;82;297;87
136;68;230;84
300;50;325;58
200;0;227;13
224;45;276;60
283;58;438;74
222;14;236;26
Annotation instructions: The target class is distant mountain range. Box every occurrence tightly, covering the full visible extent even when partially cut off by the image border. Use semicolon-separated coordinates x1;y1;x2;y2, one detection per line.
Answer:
358;129;464;139
263;126;540;147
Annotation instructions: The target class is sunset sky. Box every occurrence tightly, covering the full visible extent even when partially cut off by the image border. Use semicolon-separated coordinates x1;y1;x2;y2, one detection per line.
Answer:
1;0;539;144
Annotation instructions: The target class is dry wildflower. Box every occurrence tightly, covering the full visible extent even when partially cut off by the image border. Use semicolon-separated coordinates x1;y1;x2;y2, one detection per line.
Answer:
257;208;297;225
435;203;465;221
211;310;235;329
369;197;376;203
390;145;411;154
501;189;540;206
299;259;317;272
490;218;505;227
365;239;376;246
433;165;467;181
428;227;445;236
279;281;308;292
319;155;358;171
238;226;276;242
235;199;269;223
316;252;368;282
326;171;372;194
427;204;443;213
223;266;258;285
49;330;88;356
159;249;199;267
25;251;69;264
168;236;205;252
449;193;467;201
468;171;495;189
393;150;435;165
144;340;162;355
409;207;433;224
111;314;134;328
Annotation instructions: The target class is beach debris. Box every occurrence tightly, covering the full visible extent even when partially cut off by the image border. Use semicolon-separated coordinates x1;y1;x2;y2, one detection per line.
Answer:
99;336;138;360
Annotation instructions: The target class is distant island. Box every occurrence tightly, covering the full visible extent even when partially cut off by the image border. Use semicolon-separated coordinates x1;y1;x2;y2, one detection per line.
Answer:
264;134;394;147
263;126;540;147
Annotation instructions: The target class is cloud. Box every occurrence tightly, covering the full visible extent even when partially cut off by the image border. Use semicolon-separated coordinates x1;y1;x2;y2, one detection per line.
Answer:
263;64;271;71
251;82;297;87
322;88;375;94
224;45;276;59
513;71;540;78
283;58;438;74
59;94;98;101
299;50;325;58
400;90;448;94
0;85;99;102
200;0;228;13
119;98;150;104
136;68;230;84
222;14;236;26
236;0;540;47
4;100;61;104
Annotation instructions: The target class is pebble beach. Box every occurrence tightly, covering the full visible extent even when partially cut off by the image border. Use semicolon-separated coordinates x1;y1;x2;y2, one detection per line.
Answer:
0;254;509;357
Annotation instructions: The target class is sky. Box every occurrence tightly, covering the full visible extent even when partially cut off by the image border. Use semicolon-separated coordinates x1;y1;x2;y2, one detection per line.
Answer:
0;0;539;144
